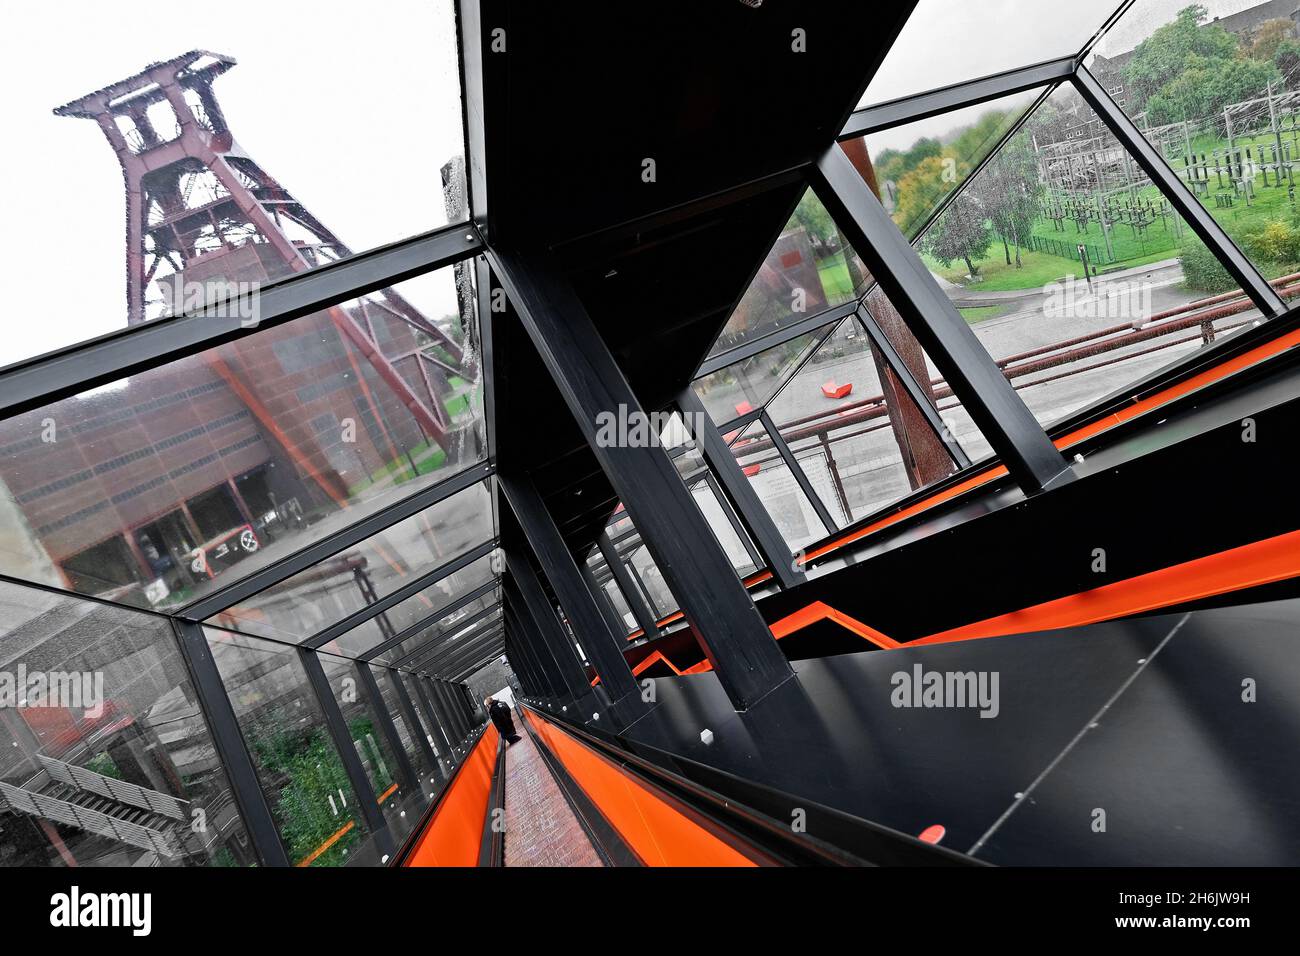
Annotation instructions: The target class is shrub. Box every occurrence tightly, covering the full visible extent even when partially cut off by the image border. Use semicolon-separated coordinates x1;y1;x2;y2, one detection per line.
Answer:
1242;218;1300;265
1179;235;1237;294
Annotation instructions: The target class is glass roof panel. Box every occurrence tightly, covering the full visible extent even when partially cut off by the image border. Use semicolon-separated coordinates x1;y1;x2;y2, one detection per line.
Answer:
850;88;1046;240
705;189;871;359
370;589;501;666
0;266;485;616
692;323;833;425
729;419;827;552
918;83;1246;430
861;0;1122;106
209;480;494;641
0;0;466;367
1086;0;1300;292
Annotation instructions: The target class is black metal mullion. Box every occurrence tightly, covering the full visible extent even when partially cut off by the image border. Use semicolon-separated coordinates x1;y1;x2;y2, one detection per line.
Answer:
383;666;439;775
303;539;497;649
183;462;493;619
678;389;801;588
503;556;595;707
597;532;661;636
810;144;1073;495
502;473;641;711
298;648;396;861
355;662;418;803
0;225;483;421
171;620;290;866
760;409;838;535
854;304;971;469
840;57;1075;139
1073;66;1285;317
360;578;500;663
390;604;501;668
694;299;861;378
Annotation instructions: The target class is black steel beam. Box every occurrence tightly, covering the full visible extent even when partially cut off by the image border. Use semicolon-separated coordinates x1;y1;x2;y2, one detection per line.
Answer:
810;144;1073;495
596;532;661;637
0;225;482;421
840;57;1075;140
303;540;497;650
1073;66;1285;317
489;247;793;709
298;648;396;860
502;474;641;708
383;666;439;774
183;462;493;619
505;600;559;699
355;662;419;802
360;578;500;662
502;557;595;706
854;304;972;469
582;560;635;641
171;620;290;866
679;389;803;588
409;675;453;756
452;643;507;682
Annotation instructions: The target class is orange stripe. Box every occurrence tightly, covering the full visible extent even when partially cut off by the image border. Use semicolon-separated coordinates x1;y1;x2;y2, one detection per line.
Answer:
523;708;756;867
801;326;1300;565
403;724;499;867
915;526;1300;646
296;821;355;867
377;782;399;803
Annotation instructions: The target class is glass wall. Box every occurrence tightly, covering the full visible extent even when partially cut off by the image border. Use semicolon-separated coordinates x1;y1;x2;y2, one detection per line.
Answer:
0;580;251;867
0;268;485;618
205;626;379;867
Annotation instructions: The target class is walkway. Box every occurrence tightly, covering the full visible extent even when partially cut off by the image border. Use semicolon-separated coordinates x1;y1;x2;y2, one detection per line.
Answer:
502;722;605;867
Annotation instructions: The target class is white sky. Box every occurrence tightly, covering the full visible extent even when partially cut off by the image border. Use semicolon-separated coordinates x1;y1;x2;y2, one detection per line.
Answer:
863;0;1279;156
0;0;464;368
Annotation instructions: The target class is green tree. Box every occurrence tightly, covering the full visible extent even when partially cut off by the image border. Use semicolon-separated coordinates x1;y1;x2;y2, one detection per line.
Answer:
1276;39;1300;88
1144;54;1281;126
1246;19;1294;62
1122;5;1239;113
974;135;1041;269
921;189;993;278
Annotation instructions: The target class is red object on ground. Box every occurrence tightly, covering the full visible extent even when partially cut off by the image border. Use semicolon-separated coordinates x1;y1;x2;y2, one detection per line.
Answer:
918;824;946;844
822;380;852;399
742;464;762;477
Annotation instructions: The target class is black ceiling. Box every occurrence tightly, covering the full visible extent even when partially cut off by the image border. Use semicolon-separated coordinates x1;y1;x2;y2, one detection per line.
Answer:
476;0;914;561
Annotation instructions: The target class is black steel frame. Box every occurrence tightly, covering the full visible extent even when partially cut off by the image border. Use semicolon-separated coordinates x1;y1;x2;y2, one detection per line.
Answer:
4;0;1298;867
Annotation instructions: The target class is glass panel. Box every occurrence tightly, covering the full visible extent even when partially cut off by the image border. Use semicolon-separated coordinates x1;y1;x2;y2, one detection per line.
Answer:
862;0;1120;105
920;83;1257;429
402;609;503;673
626;544;678;619
851;89;1045;240
1088;0;1300;293
3;1;466;366
404;674;453;754
729;421;828;552
766;317;961;524
368;665;439;788
863;288;995;462
0;267;485;616
214;484;494;643
706;190;870;358
0;580;251;867
205;628;378;867
693;324;831;425
372;596;501;667
317;654;422;845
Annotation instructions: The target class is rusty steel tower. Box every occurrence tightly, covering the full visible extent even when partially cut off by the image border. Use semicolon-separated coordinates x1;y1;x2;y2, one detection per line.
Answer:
54;50;471;449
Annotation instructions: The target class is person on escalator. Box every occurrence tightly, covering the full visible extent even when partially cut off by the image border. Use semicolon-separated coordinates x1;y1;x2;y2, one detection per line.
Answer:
486;696;520;744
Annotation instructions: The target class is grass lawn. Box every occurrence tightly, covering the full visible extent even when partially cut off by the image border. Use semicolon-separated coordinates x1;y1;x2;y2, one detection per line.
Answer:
958;305;1008;323
817;252;856;301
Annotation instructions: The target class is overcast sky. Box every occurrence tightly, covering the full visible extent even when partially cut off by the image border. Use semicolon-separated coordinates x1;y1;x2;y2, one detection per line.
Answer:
0;0;464;368
862;0;1277;159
